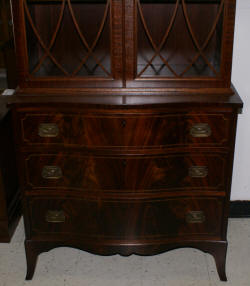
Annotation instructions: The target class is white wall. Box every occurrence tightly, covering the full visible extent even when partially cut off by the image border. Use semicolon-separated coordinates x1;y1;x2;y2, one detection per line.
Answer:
231;0;250;200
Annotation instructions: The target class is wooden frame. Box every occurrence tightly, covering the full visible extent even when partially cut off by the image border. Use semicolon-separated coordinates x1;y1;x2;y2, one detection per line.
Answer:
125;0;236;88
11;0;237;91
8;0;243;281
11;0;124;88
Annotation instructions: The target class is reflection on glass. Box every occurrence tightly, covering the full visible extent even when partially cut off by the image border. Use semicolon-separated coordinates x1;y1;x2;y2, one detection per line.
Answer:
25;0;111;77
137;0;223;78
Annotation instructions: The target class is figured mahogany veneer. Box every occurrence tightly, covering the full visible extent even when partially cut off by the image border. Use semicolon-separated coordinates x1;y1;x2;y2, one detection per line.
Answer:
8;0;242;282
28;196;224;239
18;112;231;148
10;98;241;282
9;95;241;282
22;153;226;193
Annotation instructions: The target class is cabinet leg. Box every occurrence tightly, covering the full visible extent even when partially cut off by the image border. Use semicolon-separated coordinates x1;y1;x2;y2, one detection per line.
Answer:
210;243;228;281
25;240;39;280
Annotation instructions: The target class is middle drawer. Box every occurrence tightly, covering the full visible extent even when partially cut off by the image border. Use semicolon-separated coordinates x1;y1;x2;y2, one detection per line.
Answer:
22;153;226;193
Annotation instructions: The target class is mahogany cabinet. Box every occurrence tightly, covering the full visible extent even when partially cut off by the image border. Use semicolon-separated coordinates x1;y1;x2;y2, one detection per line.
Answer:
6;0;243;281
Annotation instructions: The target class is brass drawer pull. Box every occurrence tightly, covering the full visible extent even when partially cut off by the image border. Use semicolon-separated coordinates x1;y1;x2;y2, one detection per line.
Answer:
186;211;205;223
190;123;211;137
189;166;208;178
38;123;59;137
42;166;62;179
45;210;65;223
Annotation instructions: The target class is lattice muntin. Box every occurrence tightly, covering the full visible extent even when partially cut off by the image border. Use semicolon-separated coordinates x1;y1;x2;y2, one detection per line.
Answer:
24;0;111;77
137;0;224;78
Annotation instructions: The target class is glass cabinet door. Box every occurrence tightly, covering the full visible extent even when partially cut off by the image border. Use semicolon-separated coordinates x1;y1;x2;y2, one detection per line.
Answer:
125;0;233;88
14;0;123;88
13;0;236;89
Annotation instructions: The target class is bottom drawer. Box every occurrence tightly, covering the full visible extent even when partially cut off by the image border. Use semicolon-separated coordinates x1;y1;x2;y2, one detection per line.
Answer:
28;197;224;240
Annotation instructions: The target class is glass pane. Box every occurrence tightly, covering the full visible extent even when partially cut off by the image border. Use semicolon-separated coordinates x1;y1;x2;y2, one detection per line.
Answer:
25;0;111;77
137;0;224;78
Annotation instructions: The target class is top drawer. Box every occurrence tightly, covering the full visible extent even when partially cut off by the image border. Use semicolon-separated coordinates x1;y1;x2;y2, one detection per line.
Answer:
18;112;231;148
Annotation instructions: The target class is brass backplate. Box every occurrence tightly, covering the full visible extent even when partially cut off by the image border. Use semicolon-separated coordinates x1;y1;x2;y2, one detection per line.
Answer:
38;123;59;137
186;211;205;223
189;166;208;178
190;123;211;138
42;166;62;179
45;210;65;223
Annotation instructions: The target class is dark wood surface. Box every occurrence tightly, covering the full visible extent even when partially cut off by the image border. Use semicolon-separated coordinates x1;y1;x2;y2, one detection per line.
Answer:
16;111;233;148
8;0;242;282
0;0;17;88
27;196;224;239
24;239;228;281
21;152;226;192
5;87;243;106
10;101;240;281
11;0;237;90
0;108;20;242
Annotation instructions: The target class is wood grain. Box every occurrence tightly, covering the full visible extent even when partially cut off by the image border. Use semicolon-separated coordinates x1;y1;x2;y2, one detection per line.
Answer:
18;112;231;148
9;0;241;281
22;153;226;193
27;196;224;239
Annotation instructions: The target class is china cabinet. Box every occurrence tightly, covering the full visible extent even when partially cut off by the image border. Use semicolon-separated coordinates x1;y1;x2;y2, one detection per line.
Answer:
7;0;242;280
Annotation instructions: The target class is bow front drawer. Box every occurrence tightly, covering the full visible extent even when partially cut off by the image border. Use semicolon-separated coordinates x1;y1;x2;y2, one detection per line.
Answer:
18;112;231;148
28;196;224;239
22;153;226;193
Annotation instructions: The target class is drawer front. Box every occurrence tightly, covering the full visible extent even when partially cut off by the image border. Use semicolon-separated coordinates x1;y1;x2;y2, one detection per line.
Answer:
19;113;231;148
23;153;226;192
28;196;224;239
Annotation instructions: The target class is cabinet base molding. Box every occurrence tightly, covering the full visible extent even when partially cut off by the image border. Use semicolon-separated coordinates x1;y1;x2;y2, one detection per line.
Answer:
24;239;227;281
